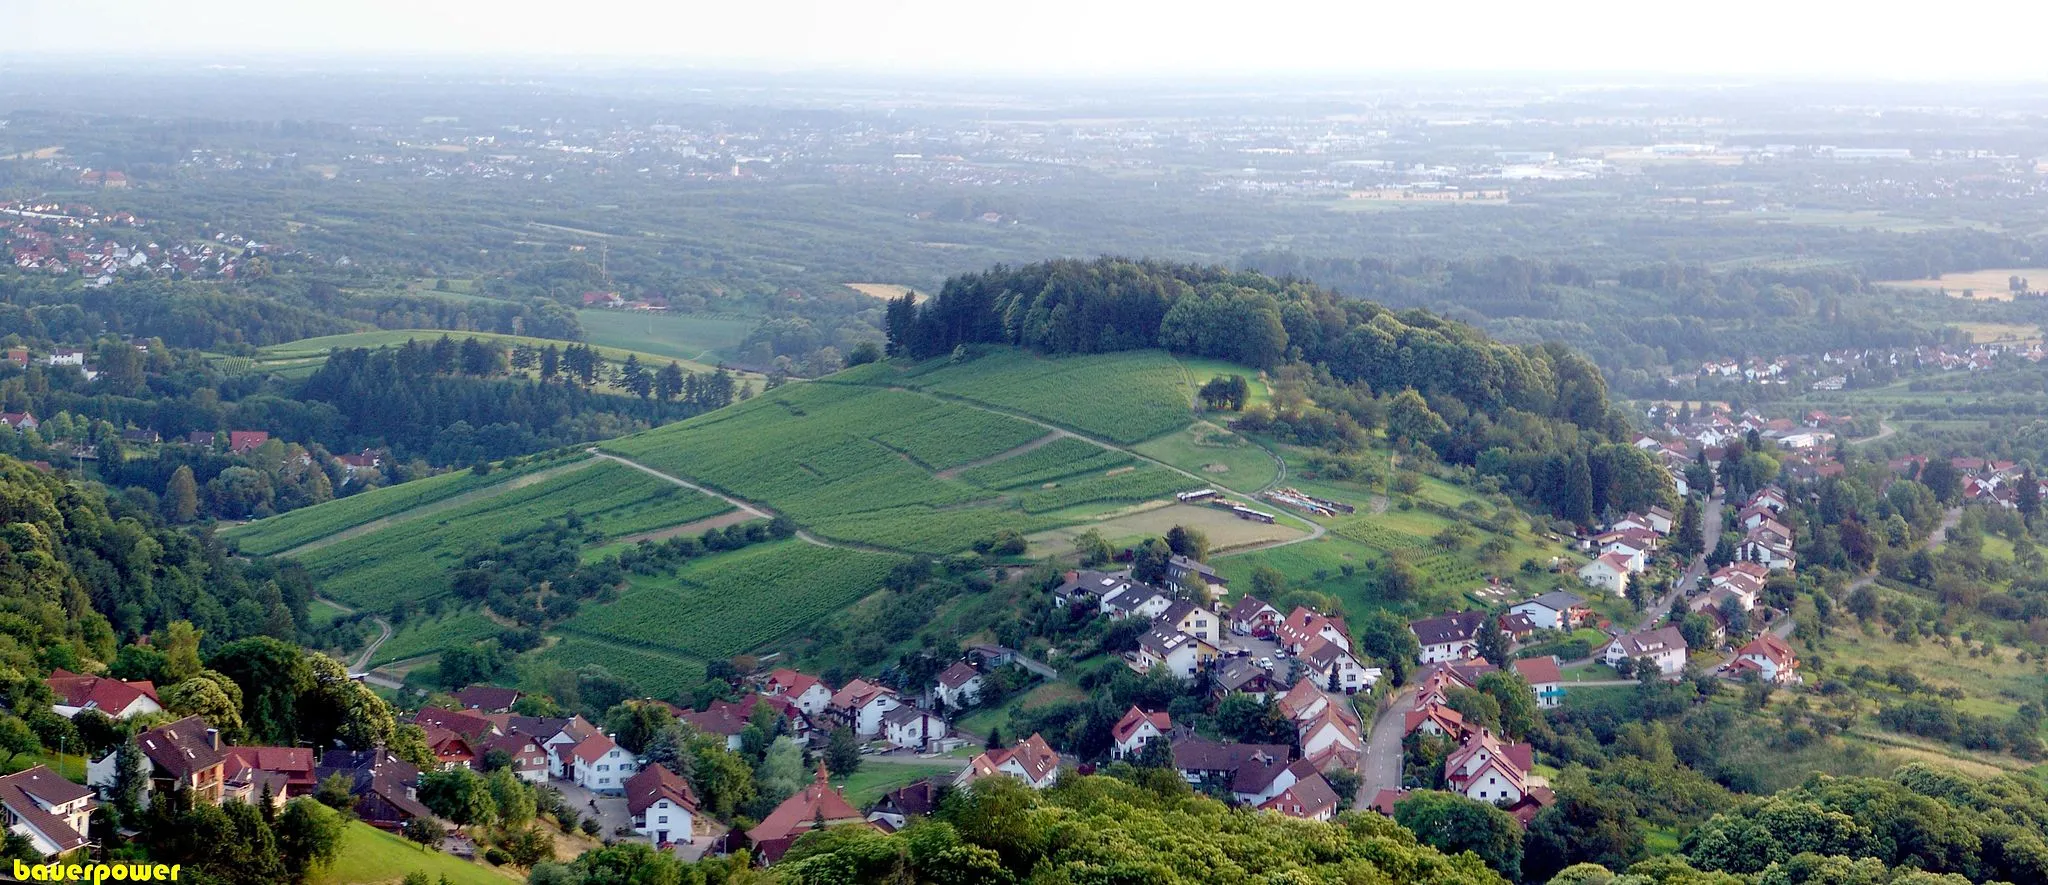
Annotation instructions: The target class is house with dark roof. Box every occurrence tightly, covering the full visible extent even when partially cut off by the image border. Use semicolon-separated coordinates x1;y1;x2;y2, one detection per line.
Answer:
1154;599;1220;644
867;779;940;832
0;766;95;857
1225;595;1282;637
1211;657;1283;701
677;699;752;751
451;685;521;713
1165;554;1228;596
88;715;226;806
1598;625;1689;676
1168;736;1300;804
1508;590;1589;632
1409;611;1487;663
499;714;598;778
46;668;161;720
481;733;550;783
626;764;698;847
314;749;430;829
932;661;984;708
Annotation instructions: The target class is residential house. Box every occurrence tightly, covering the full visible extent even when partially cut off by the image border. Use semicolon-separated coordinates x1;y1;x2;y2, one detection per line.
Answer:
1100;580;1175;620
0;766;94;858
1508;591;1590;632
46;668;161;720
764;669;833;716
422;727;480;771
932;661;984;709
881;706;948;753
221;746;316;797
1740;532;1797;571
45;349;83;367
1444;730;1534;805
414;706;496;744
1;412;38;432
88;716;226;806
1409;611;1487;663
570;733;638;794
1577;553;1634;596
223;761;291;812
1110;707;1172;760
1297;635;1378;694
501;714;598;778
1211;658;1283;701
480;733;550;783
1276;607;1350;655
677;699;751;751
186;431;217;449
451;685;521;713
827;679;902;738
1225;595;1282;637
1731;633;1801;685
1511;656;1568;708
2;348;27;368
747;763;874;864
1170;736;1292;794
228;430;269;454
1128;625;1215;681
626;764;698;847
1599;626;1689;676
313;749;429;829
956;733;1061;790
1275;679;1364;772
1050;569;1130;608
1258;767;1340;821
1165;555;1228;596
1404;703;1469;740
867;779;939;832
1155;600;1221;645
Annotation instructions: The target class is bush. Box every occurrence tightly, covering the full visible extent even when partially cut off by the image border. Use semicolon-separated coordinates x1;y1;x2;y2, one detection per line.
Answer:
484;847;511;865
580;818;601;836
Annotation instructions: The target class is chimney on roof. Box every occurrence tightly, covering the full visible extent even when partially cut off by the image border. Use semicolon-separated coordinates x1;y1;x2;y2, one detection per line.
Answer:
206;728;219;750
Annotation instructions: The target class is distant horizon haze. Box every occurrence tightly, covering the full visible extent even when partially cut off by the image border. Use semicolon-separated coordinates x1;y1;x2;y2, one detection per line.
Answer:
12;0;2048;83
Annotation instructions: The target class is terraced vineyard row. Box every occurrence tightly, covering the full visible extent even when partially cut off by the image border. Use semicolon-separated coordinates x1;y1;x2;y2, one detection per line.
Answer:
838;350;1196;444
225;455;577;556
1014;466;1189;514
561;540;903;660
958;437;1135;489
299;459;730;610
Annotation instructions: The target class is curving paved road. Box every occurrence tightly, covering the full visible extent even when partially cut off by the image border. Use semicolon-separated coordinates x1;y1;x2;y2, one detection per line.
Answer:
319;595;394;674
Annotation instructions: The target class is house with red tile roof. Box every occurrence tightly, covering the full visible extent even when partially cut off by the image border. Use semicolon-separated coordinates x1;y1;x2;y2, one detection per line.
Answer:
423;727;480;770
746;762;873;864
228;430;270;453
414;706;496;743
955;733;1061;790
1511;656;1567;708
221;746;317;796
481;733;550;783
1110;706;1171;759
46;668;161;720
764;668;832;716
827;678;901;737
451;685;521;713
570;732;639;794
626;764;698;847
1731;633;1801;685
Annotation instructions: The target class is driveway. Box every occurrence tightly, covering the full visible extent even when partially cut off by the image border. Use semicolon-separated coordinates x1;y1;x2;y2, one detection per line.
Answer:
551;778;634;839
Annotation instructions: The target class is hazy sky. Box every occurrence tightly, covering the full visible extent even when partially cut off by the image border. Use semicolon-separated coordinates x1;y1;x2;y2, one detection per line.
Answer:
13;0;2045;80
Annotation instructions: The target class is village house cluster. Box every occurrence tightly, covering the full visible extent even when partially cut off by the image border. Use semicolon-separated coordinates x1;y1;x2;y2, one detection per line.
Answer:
3;199;281;284
1637;405;1849;486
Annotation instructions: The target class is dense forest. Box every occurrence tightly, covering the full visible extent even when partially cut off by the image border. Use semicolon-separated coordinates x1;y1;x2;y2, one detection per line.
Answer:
885;258;1665;525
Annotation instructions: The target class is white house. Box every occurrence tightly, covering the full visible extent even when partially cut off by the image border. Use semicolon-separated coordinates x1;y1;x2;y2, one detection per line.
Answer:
45;669;163;720
932;661;984;709
1508;591;1587;632
957;733;1061;790
1408;611;1486;664
1445;733;1531;805
570;733;639;794
625;765;697;847
1155;600;1221;645
828;679;902;738
1599;626;1688;676
765;669;833;717
881;706;949;753
1732;634;1801;685
1577;553;1634;597
1110;706;1171;759
1130;626;1213;681
1299;636;1378;694
1511;657;1567;709
1101;582;1175;620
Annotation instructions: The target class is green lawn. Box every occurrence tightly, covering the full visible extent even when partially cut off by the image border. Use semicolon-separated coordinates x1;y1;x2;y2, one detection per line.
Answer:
834;763;960;807
576;310;758;364
1133;422;1279;490
314;821;516;885
838;349;1201;444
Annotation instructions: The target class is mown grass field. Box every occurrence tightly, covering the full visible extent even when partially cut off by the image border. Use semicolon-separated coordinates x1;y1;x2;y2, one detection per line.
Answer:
559;540;903;660
601;377;1202;553
576;309;759;364
835;763;960;807
369;608;505;667
1133;423;1279;488
298;459;730;610
225;456;574;556
314;821;515;885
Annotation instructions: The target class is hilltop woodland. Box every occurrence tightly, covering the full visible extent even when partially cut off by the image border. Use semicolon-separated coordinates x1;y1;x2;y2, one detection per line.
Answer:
886;258;1670;525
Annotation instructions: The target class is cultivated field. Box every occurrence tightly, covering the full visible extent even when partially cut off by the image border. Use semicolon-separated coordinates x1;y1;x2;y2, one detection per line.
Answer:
838;349;1200;444
1949;321;2043;345
225;454;579;556
1881;268;2048;301
601;376;1200;553
577;309;758;364
843;282;928;302
251;329;750;380
559;540;903;660
296;459;730;610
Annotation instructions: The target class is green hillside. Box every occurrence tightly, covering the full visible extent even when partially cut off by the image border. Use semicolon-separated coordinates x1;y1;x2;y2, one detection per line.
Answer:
248;328;757;380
